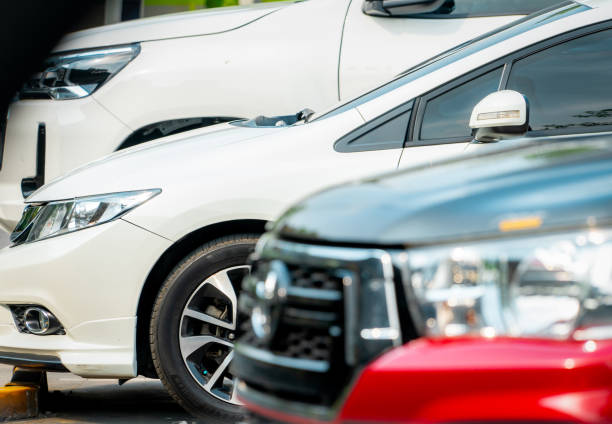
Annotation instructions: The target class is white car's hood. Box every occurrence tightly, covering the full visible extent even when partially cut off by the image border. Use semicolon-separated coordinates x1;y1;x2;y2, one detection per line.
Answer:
54;2;290;52
29;122;284;202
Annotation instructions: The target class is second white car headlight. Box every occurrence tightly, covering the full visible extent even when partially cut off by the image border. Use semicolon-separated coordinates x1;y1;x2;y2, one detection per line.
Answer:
20;44;140;100
407;228;612;341
10;189;160;245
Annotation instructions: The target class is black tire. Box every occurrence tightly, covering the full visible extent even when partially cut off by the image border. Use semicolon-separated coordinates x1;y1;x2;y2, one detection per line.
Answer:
150;234;258;422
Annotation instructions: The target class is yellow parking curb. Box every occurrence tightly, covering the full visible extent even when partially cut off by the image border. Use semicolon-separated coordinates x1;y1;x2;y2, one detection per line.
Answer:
0;385;38;420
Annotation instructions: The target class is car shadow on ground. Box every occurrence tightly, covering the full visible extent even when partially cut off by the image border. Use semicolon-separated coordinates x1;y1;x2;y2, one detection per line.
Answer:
30;378;200;424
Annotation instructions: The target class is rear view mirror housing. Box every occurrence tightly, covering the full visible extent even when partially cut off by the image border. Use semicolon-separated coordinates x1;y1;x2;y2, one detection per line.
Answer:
469;90;529;143
363;0;447;17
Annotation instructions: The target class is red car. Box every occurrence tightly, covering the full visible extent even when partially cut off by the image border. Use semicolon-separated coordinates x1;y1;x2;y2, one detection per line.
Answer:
243;338;612;424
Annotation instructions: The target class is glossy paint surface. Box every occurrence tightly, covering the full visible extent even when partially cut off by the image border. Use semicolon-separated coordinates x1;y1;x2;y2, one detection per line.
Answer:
0;219;171;377
53;2;285;51
274;133;612;246
242;338;612;424
340;338;612;423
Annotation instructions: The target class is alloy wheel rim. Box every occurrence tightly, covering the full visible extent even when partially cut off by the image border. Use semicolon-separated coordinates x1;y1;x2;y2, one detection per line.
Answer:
179;265;250;404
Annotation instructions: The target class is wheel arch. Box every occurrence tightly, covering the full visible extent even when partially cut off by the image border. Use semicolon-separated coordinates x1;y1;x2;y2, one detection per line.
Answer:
135;218;268;378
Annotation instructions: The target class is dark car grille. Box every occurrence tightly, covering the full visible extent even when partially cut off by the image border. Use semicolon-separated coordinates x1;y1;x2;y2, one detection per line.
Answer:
234;238;411;418
275;328;333;361
235;258;350;407
240;321;334;363
274;265;345;366
288;265;343;291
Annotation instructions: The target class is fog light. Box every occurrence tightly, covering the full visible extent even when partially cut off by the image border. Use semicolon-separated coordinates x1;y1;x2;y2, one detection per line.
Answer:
22;307;61;335
7;305;65;335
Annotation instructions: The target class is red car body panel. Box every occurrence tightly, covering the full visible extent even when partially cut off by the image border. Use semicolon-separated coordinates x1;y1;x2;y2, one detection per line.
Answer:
339;338;612;423
242;338;612;424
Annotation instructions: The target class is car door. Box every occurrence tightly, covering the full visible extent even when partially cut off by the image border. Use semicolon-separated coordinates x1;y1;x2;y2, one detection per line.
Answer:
338;0;558;101
505;25;612;136
330;64;504;174
465;22;612;154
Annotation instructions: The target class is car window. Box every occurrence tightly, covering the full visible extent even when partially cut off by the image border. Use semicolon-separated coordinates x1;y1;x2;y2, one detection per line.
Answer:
312;1;586;122
507;28;612;134
335;102;413;152
424;0;562;17
347;111;410;150
419;67;503;140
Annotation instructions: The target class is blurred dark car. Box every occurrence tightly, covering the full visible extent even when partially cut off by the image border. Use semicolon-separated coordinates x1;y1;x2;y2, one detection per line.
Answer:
233;131;612;424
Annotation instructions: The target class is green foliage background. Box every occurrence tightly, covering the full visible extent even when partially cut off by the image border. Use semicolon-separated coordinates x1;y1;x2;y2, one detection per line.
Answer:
144;0;285;9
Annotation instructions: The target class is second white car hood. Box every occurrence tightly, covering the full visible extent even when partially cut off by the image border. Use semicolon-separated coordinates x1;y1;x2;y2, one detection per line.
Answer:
29;123;283;202
55;2;289;52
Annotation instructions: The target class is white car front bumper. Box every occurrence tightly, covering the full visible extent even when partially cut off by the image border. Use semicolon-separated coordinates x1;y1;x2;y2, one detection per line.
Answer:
0;219;171;378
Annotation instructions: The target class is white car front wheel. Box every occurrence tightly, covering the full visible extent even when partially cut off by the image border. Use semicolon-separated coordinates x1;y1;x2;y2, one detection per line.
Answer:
150;234;257;422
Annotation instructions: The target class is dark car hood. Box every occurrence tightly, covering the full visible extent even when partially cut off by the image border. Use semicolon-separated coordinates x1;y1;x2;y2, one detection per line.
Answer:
274;134;612;247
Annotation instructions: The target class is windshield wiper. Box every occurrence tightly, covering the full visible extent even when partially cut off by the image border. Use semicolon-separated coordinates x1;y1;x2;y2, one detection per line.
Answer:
297;108;315;123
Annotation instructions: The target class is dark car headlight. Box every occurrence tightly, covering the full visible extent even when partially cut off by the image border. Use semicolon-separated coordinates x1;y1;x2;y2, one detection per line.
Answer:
406;229;612;341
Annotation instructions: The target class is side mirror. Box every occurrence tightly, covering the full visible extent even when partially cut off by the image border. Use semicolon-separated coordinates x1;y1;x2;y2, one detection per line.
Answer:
363;0;447;17
469;90;529;143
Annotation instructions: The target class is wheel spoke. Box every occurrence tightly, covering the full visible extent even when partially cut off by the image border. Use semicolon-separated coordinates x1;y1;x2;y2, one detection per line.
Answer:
208;269;238;304
206;270;239;329
205;350;234;390
230;379;239;403
178;264;250;405
183;307;235;330
180;334;233;359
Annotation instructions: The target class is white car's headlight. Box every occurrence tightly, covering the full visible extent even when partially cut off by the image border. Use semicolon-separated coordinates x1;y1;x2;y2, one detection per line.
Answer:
10;189;160;245
407;229;612;341
20;44;140;100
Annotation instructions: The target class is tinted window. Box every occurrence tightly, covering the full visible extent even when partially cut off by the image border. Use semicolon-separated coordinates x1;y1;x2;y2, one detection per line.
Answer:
427;0;562;17
420;67;503;140
507;28;612;133
348;111;410;150
335;102;413;152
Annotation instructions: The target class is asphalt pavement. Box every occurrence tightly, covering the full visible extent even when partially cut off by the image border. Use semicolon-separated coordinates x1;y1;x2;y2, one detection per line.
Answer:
0;366;198;423
0;230;200;423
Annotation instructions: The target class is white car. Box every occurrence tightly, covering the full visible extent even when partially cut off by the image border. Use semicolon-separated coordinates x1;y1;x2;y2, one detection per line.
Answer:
2;1;612;421
0;0;554;233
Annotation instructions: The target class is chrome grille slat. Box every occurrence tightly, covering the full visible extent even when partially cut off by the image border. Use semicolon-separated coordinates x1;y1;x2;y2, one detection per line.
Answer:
238;238;404;410
237;344;330;373
286;286;342;302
